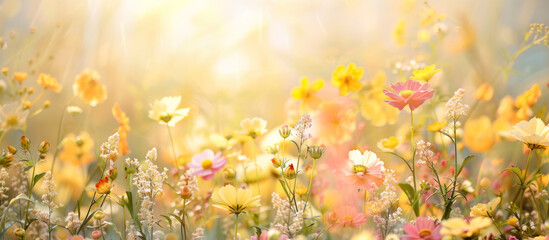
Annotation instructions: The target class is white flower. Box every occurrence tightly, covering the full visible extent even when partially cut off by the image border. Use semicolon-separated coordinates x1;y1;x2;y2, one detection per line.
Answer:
149;96;190;127
508;117;549;149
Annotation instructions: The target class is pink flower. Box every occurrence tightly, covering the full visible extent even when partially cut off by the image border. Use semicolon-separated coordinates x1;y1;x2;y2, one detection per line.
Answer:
187;149;226;180
345;150;384;191
327;206;367;228
402;217;442;240
249;232;289;240
383;80;434;111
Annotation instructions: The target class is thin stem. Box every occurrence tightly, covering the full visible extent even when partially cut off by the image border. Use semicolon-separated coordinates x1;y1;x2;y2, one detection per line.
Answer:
182;200;187;240
410;109;417;192
234;213;239;240
520;149;534;226
252;139;261;220
167;126;179;168
303;158;316;212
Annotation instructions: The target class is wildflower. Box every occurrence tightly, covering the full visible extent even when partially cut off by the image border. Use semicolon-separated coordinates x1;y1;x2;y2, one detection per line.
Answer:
464;116;495;152
37;73;62;93
38;141;50;153
293;113;312;141
440;217;492;238
393;20;406;46
65;212;82;231
240;117;267;138
20;136;30;150
308;145;325;159
59;132;94;165
415;140;434;165
383;80;434;111
359;71;400;126
99;132;119;163
291;77;324;109
13;72;28;82
279;125;291;139
112;103;131;155
507;117;549;149
95;177;111;195
149;96;190;127
346;150;385;191
427;121;446;132
314;101;357;145
402;217;442;240
271;192;305;237
410;64;441;82
271;157;282;168
94;210;105;220
284;164;296;179
73;69;107;107
328;206;368;228
377;136;401;152
295;186;308;196
211;184;260;214
187;149;226;180
42;171;61;213
475;83;494;101
515;84;541;108
223;167;236;180
1;67;7;75
0;102;29;131
470;197;501;217
446;88;469;120
331;63;363;96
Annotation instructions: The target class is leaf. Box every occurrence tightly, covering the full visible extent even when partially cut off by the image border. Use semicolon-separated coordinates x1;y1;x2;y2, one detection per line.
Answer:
457;155;475;176
20;159;33;168
33;172;47;186
9;193;32;206
168;213;184;225
504;167;524;183
278;180;291;201
161;215;173;229
398;183;419;216
250;226;262;238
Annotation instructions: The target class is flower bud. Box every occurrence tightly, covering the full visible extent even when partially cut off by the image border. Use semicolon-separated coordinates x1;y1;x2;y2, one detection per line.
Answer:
223;167;236;180
14;228;24;239
20;136;30;150
108;168;118;181
39;153;46;160
271;157;281;168
38;141;50;153
22;101;31;110
284;164;296;180
308;145;324;160
92;230;102;239
7;146;17;154
95;177;111;195
44;100;51;108
180;186;192;199
279;125;291;139
94;210;105;220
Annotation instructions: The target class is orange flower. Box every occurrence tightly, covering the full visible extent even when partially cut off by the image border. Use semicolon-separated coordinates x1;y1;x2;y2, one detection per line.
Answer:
95;177;111;195
515;84;540;108
37;73;62;93
112;103;130;156
463;116;495;152
13;72;28;82
475;83;494;102
58;132;94;165
73;69;107;106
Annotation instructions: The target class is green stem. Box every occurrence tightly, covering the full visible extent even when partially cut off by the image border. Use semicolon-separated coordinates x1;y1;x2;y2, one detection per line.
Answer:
303;159;316;212
519;149;534;227
167;126;178;168
410;109;417;192
234;213;239;240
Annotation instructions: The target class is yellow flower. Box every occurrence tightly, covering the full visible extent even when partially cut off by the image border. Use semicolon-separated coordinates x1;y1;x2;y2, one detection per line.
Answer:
475;83;494;102
73;69;107;107
441;217;492;238
0;102;29;131
427;121;446;132
295;186;308;196
112;103;130;156
291;77;324;110
420;8;445;26
506;216;518;227
463;116;495;153
148;96;190;127
37;73;62;93
95;177;112;195
359;71;399;126
377;136;401;152
331;63;363;96
240;117;267;139
515;84;541;108
410;64;440;82
507;117;549;150
13;72;28;82
59;132;95;165
392;20;406;46
211;184;260;214
470;197;501;217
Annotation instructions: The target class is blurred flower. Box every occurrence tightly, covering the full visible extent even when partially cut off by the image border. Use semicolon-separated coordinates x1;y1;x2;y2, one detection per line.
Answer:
329;206;368;228
291;77;324;110
112;103;130;156
507;117;549;149
211;184;260;214
475;83;494;102
410;64;440;82
393;20;407;46
420;8;445;26
313;101;357;145
359;71;399;126
470;197;500;217
13;72;28;82
377;136;401;152
402;217;442;240
240;117;267;139
427;121;446;132
66;106;82;114
515;84;541;108
95;177;111;195
0;102;29;131
383;80;434;111
331;63;363;96
37;73;62;93
346;150;384;191
149;96;190;127
73;69;107;107
464;116;495;152
440;217;492;238
58;132;94;165
187;149;226;180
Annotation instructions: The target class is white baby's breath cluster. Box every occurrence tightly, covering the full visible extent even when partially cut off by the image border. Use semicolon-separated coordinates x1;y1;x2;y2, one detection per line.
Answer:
271;193;305;238
293;113;312;141
65;211;82;231
0;168;9;201
415;140;435;166
126;221;141;240
446;88;469;120
192;227;205;239
132;147;168;230
100;132;120;171
41;171;61;213
176;169;199;197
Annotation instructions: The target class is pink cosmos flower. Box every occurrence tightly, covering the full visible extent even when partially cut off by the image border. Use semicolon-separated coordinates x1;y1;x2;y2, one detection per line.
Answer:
249;232;289;240
383;80;434;111
402;217;442;240
187;149;226;180
326;206;367;228
345;150;384;191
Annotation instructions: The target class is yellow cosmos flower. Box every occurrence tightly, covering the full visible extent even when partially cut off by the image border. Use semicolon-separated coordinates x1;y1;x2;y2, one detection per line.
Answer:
427;121;446;132
149;96;190;127
13;72;28;82
359;71;399;126
240;117;267;139
331;63;363;96
515;84;541;108
507;117;549;150
393;20;406;46
37;73;62;93
58;132;95;165
377;136;401;152
295;186;308;196
410;64;440;82
291;77;324;110
470;197;501;217
211;184;260;214
73;69;107;107
464;116;495;153
475;83;494;102
441;217;492;238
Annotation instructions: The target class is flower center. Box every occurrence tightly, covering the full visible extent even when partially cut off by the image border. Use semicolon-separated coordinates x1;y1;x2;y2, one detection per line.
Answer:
399;89;414;98
160;114;173;123
343;216;353;222
6;116;18;126
418;228;432;238
352;165;367;174
381;137;399;149
201;159;213;169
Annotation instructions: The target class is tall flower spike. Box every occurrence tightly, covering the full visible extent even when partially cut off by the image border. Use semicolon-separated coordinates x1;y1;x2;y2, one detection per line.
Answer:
446;88;469;120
